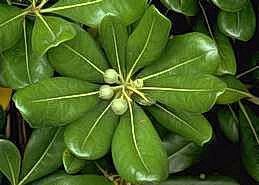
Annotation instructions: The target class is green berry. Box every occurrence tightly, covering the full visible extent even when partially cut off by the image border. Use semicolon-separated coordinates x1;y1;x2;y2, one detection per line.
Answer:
103;69;119;84
111;98;128;115
99;85;114;100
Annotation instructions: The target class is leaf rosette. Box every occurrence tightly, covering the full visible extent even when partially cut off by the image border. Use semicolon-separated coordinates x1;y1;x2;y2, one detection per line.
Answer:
11;5;227;184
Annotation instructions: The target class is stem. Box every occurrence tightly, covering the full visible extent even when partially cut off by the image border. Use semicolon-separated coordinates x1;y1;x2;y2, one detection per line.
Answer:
37;0;48;9
236;65;259;78
126;86;149;102
199;0;214;40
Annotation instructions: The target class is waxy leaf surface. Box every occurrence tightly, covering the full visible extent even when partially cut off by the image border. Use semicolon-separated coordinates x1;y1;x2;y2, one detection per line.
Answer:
20;127;65;185
48;26;108;83
13;77;100;127
43;0;148;27
147;104;213;146
0;139;21;185
212;0;247;12
112;104;168;183
65;102;119;160
0;21;53;89
32;15;76;56
217;1;256;41
63;149;86;174
160;0;198;16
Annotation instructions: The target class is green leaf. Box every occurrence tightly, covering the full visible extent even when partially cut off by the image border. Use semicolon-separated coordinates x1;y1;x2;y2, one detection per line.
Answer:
239;102;259;182
41;0;148;27
138;32;221;79
142;74;226;113
99;16;128;78
64;102;119;160
151;176;240;185
162;134;201;174
217;106;239;143
217;1;256;41
112;103;168;183
160;0;198;16
19;128;65;185
0;4;26;52
147;104;213;146
212;0;248;12
13;77;100;127
0;139;21;185
247;52;259;80
30;173;112;185
32;15;76;56
48;26;108;83
0;20;53;90
126;5;171;80
216;75;248;104
63;149;86;174
193;18;236;75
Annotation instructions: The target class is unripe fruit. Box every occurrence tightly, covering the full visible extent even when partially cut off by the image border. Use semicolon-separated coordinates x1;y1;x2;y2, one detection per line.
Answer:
111;98;128;115
99;85;114;100
103;69;119;84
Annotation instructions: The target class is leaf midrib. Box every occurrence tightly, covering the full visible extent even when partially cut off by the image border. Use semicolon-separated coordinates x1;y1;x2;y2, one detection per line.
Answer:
18;128;61;185
4;152;16;185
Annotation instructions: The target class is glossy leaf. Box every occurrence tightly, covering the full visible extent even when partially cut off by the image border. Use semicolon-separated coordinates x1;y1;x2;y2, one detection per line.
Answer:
217;75;248;104
0;20;53;90
142;74;226;113
64;102;119;160
0;139;21;185
48;26;108;83
112;103;168;183
63;149;86;174
139;32;221;79
32;15;76;56
217;106;239;143
147;104;213;146
41;0;147;27
162;134;201;174
160;0;198;16
19;127;65;185
99;16;128;77
152;176;240;185
239;103;259;182
31;173;112;185
0;87;12;110
217;1;256;41
212;0;248;12
193;18;236;75
126;5;171;79
0;4;25;52
13;77;100;127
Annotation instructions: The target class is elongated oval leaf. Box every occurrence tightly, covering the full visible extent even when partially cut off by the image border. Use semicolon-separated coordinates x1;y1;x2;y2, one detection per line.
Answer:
217;106;239;143
64;102;119;160
160;0;198;16
239;103;259;182
13;77;100;127
41;0;147;27
126;5;171;79
0;139;21;185
138;32;221;79
32;15;76;56
152;176;240;185
19;127;65;185
212;0;248;12
0;20;53;90
0;5;25;52
147;104;213;146
48;26;108;83
142;74;226;113
112;103;168;183
217;1;256;41
162;134;201;174
31;173;112;185
63;149;86;174
217;75;248;104
99;16;128;77
193;18;236;75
